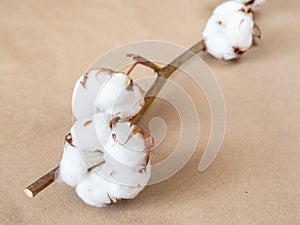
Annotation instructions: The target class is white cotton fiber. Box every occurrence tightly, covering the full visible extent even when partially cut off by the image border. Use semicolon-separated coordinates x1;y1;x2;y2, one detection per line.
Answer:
202;1;255;60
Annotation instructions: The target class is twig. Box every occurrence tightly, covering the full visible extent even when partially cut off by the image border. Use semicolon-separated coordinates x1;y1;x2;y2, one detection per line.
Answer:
24;39;206;198
125;54;161;75
131;39;205;123
24;166;59;198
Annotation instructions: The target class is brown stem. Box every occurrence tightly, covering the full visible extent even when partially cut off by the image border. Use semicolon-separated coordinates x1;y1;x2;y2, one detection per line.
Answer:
131;39;205;123
126;54;161;75
24;166;59;198
24;39;206;198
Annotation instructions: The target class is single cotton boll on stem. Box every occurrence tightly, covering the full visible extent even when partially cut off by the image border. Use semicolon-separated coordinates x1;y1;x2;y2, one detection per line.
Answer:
202;1;256;60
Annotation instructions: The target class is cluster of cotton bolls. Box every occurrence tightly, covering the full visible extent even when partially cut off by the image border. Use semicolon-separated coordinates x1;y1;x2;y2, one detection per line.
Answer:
59;68;154;207
202;0;266;60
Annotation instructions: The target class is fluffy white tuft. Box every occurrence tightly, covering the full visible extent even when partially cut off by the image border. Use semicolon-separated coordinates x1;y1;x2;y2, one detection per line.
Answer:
72;69;110;120
95;72;145;118
75;171;112;207
75;168;147;207
59;135;105;187
72;69;144;120
70;112;112;151
202;1;255;60
59;142;88;187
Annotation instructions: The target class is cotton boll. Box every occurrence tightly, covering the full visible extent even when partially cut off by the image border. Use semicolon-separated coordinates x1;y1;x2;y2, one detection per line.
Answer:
72;69;145;119
110;119;132;144
94;73;126;114
104;127;152;189
76;171;114;207
102;120;153;187
126;127;152;155
94;112;113;148
234;0;266;7
59;138;88;187
69;118;153;207
104;139;147;169
223;12;254;48
71;119;101;151
203;31;236;60
105;121;153;168
71;112;112;151
102;149;151;187
94;160;150;195
213;1;246;24
202;15;220;40
72;69;111;120
202;1;255;60
59;133;106;187
72;78;90;120
76;161;150;207
95;72;145;118
108;179;145;199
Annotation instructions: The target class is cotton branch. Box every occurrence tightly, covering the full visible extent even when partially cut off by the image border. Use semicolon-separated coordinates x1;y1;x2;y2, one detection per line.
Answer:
24;39;206;198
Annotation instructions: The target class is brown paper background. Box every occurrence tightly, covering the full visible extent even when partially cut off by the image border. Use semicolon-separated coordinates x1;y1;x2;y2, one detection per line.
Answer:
0;0;299;224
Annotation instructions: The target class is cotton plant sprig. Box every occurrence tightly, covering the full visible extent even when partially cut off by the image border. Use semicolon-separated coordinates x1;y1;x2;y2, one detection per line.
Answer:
24;0;265;207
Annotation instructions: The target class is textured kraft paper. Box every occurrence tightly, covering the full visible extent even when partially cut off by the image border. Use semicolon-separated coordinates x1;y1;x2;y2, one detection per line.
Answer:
0;0;299;224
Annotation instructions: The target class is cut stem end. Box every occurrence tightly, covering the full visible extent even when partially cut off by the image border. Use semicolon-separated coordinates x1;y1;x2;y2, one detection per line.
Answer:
24;188;34;198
